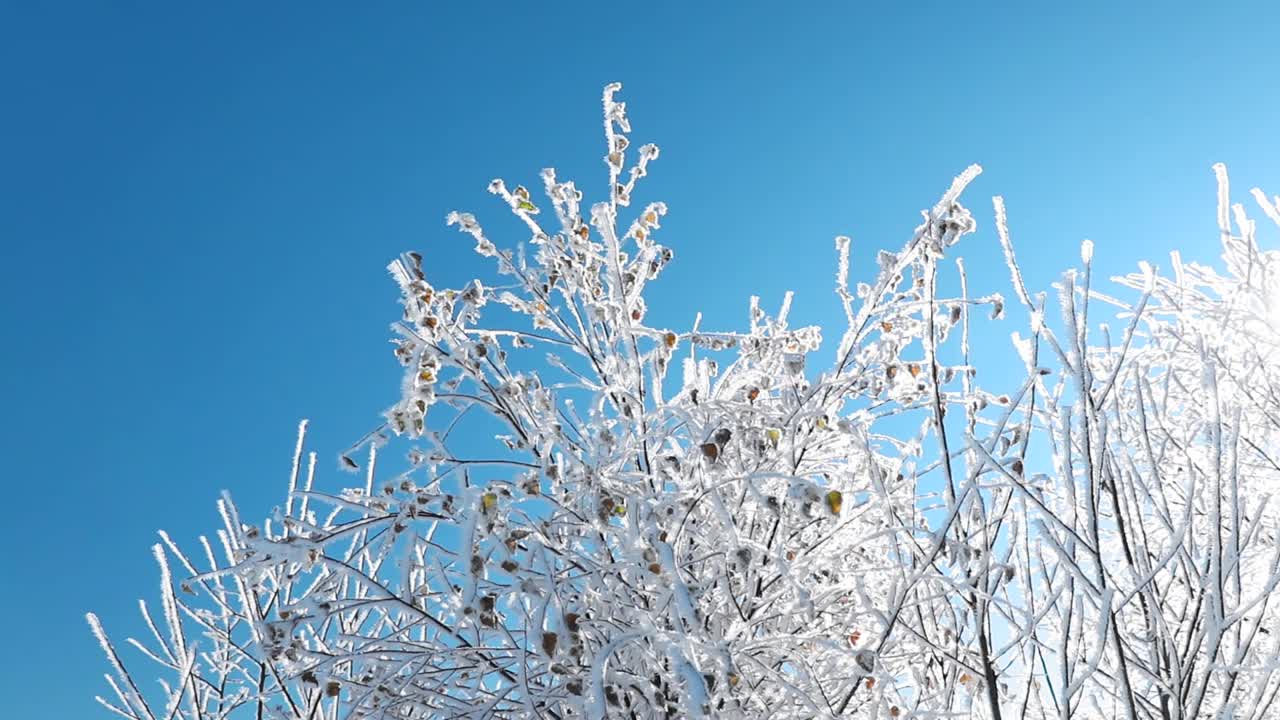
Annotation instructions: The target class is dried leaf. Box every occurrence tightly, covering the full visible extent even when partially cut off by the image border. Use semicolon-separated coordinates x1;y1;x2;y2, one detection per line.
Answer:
825;490;843;515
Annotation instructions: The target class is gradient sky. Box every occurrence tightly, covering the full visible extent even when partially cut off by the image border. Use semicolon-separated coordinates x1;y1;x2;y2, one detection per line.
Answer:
2;2;1277;716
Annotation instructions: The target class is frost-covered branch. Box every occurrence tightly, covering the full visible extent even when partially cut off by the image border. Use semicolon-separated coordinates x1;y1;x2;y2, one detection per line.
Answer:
90;86;1280;720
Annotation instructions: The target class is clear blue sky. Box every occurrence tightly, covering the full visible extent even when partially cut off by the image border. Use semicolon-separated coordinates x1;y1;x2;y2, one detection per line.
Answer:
1;2;1276;716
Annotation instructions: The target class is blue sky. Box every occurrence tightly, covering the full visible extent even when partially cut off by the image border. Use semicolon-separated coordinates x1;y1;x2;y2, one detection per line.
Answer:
1;2;1277;716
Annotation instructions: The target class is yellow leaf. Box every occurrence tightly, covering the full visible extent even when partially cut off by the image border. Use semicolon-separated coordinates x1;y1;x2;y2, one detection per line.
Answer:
482;493;498;511
825;490;843;515
765;428;781;446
